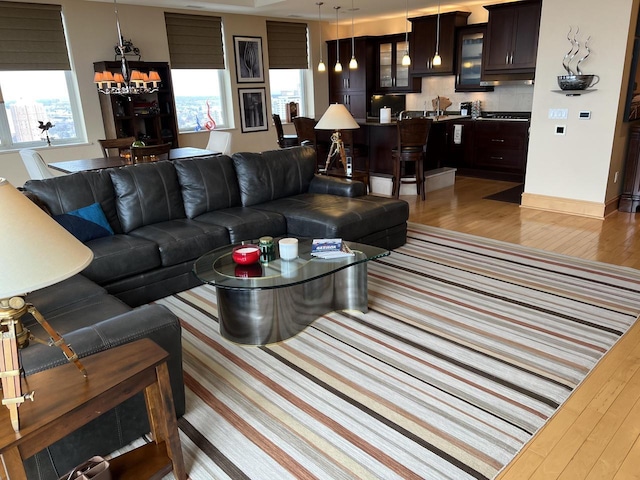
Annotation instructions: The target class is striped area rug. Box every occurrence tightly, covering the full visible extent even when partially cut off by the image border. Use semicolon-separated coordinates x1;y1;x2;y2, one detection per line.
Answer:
154;224;640;480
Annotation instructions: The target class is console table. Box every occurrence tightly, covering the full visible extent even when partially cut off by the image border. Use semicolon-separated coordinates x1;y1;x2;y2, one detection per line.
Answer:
0;338;186;480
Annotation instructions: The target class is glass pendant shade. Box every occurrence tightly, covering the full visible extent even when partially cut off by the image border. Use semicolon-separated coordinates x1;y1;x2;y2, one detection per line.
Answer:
349;56;358;69
402;52;411;66
433;53;442;66
318;61;326;72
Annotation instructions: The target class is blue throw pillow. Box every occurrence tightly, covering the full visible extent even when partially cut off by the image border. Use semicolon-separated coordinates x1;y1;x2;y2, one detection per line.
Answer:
54;203;114;243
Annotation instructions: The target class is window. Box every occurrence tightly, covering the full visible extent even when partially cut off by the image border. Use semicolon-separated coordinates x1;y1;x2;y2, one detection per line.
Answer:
0;2;85;151
266;21;309;122
172;69;229;132
0;71;84;150
269;69;306;121
164;13;229;133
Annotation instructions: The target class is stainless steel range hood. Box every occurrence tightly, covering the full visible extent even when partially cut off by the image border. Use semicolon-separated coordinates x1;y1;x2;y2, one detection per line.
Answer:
480;73;535;86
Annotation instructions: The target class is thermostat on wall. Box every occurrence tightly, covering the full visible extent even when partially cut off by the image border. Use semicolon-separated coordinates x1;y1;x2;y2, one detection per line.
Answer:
579;111;591;119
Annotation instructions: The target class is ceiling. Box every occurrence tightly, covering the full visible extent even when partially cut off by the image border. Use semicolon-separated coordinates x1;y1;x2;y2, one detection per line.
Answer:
94;0;498;24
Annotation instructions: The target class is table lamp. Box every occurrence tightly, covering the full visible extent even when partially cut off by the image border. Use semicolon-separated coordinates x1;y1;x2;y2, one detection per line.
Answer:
0;178;94;431
315;103;360;173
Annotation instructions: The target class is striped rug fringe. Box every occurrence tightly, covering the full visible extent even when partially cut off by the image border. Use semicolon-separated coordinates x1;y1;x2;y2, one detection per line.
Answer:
152;224;640;479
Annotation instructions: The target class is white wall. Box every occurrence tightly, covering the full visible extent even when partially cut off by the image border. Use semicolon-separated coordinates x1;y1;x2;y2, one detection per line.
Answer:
524;0;637;214
0;0;328;186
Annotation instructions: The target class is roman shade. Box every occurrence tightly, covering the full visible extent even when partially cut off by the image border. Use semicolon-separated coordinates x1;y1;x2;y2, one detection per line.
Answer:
0;2;70;71
266;21;308;69
165;13;224;69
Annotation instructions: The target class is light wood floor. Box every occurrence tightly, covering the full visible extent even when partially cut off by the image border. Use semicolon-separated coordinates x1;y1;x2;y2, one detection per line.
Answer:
404;176;640;480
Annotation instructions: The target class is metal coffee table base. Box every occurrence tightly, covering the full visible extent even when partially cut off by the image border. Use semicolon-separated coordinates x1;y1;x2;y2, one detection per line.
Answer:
217;263;368;345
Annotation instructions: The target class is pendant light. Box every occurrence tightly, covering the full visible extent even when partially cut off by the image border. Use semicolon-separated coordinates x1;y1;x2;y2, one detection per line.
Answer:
349;0;358;69
334;6;342;72
401;0;411;66
317;2;326;72
432;0;442;66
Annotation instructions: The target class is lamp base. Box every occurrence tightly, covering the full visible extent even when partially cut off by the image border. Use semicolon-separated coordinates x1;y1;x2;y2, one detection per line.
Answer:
323;131;348;173
0;296;87;431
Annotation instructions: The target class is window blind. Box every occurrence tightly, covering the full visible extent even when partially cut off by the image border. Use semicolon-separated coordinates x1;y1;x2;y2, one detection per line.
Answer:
165;13;224;69
266;21;308;69
0;2;70;71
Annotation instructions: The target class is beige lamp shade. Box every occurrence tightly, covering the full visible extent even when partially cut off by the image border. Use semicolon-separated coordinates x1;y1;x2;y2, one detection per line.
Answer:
0;179;94;299
315;103;360;131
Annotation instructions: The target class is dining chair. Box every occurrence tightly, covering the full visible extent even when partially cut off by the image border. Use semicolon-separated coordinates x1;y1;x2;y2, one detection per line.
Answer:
98;137;136;158
272;114;298;148
391;117;433;200
130;143;172;163
19;149;56;179
205;130;232;155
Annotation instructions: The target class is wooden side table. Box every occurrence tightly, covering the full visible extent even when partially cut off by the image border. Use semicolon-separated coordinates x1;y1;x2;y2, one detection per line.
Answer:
0;338;186;480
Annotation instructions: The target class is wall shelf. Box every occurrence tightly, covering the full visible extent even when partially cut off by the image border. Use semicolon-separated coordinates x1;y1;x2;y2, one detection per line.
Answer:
552;89;597;97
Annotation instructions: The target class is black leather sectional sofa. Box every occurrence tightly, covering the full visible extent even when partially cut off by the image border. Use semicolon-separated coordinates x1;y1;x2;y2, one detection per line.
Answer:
20;145;409;479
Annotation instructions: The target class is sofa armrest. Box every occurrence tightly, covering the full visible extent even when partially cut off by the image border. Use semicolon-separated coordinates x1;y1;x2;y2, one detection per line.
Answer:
308;174;366;197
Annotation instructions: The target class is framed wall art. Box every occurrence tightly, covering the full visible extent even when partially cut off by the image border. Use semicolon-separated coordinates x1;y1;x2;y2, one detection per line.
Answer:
238;88;268;133
233;36;264;83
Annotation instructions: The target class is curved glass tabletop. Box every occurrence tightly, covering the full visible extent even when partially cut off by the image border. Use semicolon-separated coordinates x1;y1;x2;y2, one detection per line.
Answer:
193;237;389;290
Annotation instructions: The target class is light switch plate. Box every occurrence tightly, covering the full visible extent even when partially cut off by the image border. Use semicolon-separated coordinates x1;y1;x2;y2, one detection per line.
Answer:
549;108;568;119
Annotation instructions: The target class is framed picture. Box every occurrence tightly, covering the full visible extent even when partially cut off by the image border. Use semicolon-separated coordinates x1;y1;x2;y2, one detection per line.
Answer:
238;88;268;133
233;36;264;83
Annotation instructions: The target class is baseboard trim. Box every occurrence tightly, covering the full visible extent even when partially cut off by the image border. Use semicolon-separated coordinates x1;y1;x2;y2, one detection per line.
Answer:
521;193;606;219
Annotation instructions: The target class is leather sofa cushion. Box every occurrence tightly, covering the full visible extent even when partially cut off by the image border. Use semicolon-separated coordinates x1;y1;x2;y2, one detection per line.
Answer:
109;161;186;233
194;207;287;243
232;146;316;207
81;234;161;285
129;219;229;266
255;193;409;240
174;155;241;217
24;170;122;233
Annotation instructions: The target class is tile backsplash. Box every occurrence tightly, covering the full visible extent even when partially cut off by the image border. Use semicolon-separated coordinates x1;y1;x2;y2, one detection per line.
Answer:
406;76;534;113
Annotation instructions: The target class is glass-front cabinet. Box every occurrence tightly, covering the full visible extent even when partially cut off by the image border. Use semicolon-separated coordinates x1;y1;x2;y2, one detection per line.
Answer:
376;34;419;93
455;24;494;92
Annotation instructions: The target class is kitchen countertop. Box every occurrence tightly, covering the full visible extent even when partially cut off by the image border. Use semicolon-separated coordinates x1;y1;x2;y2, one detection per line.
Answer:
361;114;471;126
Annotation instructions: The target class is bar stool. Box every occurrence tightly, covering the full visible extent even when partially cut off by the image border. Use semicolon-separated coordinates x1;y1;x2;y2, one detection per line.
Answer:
391;117;433;200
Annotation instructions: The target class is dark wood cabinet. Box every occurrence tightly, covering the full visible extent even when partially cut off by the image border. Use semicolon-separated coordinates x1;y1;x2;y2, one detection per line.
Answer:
473;120;529;179
409;12;470;76
455;24;493;92
93;61;179;147
443;119;476;168
619;124;640;212
327;38;373;118
374;34;421;93
482;0;541;75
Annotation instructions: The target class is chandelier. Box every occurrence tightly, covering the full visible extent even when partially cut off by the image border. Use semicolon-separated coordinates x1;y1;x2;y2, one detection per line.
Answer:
93;0;161;95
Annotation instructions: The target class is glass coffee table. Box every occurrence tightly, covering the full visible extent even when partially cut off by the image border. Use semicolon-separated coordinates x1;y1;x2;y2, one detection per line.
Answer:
193;238;389;345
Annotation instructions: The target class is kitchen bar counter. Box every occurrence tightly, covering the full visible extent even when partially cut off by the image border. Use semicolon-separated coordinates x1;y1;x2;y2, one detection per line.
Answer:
324;114;530;181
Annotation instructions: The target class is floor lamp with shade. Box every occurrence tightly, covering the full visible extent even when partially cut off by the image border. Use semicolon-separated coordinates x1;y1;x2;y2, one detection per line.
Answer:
0;179;93;431
315;103;360;173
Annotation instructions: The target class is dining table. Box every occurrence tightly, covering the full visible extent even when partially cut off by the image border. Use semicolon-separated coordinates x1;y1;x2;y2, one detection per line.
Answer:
48;147;219;174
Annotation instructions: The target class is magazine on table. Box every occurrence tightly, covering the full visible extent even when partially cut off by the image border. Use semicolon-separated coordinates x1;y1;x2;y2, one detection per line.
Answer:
311;238;355;259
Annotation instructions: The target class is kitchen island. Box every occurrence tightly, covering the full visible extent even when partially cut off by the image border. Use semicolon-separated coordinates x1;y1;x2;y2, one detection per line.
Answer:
318;114;530;184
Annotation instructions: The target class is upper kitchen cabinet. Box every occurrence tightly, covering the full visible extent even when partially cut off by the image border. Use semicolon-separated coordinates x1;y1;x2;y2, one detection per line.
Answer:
375;34;421;93
482;0;542;75
409;12;470;76
327;37;373;118
455;24;494;92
